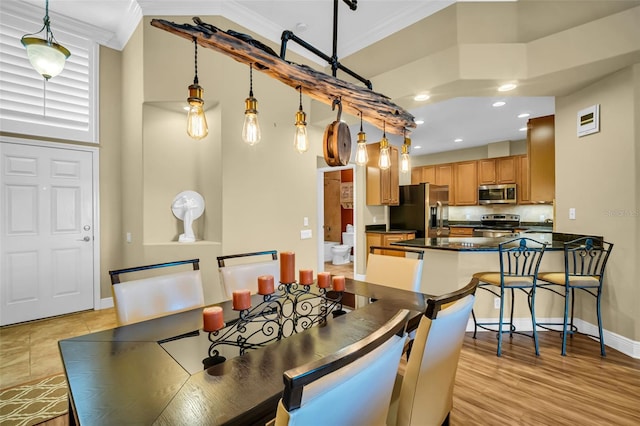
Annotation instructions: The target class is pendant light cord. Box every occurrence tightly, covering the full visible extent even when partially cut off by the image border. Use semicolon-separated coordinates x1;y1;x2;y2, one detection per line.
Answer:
249;63;254;97
193;38;199;85
298;85;303;111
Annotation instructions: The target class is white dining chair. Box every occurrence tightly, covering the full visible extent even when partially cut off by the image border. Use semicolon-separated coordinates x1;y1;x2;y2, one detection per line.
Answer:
109;259;204;326
273;309;409;426
217;250;280;299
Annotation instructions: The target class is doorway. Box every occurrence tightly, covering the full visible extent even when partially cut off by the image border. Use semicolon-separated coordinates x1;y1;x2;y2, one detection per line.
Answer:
316;164;356;279
0;138;99;325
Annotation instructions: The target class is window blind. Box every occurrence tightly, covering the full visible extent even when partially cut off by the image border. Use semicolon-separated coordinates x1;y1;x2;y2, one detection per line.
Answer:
0;5;97;143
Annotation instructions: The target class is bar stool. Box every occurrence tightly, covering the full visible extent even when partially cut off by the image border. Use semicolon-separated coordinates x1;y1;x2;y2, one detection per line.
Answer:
472;237;547;356
537;237;613;356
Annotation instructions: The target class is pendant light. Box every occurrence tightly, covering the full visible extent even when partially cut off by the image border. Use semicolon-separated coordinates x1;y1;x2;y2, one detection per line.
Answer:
293;85;309;153
355;111;368;166
242;63;261;145
378;122;391;170
21;0;70;80
400;129;411;173
186;38;208;140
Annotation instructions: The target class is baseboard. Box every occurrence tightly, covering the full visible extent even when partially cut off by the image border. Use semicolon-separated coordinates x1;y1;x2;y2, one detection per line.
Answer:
469;317;639;359
98;297;114;310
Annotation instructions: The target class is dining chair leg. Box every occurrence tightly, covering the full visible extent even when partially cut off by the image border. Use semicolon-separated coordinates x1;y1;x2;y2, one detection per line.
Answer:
530;288;539;356
596;289;606;356
472;309;478;339
509;288;516;337
562;287;571;356
497;288;505;357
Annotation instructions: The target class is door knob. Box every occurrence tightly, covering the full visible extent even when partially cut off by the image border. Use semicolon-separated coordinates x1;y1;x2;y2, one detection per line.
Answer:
77;236;91;242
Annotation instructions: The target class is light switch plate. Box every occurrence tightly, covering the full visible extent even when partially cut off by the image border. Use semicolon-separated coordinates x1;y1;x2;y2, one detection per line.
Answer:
300;229;312;239
569;208;576;220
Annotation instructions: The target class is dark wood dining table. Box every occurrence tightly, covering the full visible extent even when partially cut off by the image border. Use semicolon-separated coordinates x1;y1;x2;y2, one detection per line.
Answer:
59;279;430;425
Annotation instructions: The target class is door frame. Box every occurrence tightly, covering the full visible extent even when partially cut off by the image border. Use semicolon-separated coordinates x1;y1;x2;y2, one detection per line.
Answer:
0;135;101;310
316;164;357;277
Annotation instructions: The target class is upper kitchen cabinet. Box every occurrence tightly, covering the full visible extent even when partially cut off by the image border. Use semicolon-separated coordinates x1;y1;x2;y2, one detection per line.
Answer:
528;115;555;203
453;160;478;205
411;165;435;185
516;155;531;204
366;143;399;205
478;156;517;185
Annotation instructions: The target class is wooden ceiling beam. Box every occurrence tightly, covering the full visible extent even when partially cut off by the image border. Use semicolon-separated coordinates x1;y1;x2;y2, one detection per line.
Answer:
150;18;415;136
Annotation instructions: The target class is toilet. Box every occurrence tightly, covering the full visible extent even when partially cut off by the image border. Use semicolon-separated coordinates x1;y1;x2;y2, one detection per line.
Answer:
331;225;355;265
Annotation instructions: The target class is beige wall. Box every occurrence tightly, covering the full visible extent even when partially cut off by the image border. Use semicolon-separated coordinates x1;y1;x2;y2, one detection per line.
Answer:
555;65;639;341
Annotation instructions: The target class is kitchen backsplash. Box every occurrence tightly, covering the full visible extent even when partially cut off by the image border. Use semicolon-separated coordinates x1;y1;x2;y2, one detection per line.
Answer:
449;204;554;223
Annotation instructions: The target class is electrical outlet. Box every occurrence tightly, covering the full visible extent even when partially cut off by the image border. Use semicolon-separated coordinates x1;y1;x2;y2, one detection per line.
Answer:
300;229;312;239
494;297;501;309
126;232;132;243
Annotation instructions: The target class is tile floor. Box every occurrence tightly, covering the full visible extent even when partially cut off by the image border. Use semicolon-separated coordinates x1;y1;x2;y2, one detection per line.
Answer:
323;261;354;279
0;308;118;389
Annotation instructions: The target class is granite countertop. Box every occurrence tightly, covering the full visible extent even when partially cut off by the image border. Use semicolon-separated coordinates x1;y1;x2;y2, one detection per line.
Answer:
392;232;562;252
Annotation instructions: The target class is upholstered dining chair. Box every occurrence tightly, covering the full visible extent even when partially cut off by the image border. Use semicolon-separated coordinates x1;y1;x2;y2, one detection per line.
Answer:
217;250;279;299
272;309;409;426
472;237;546;356
537;236;613;356
109;258;204;326
386;278;478;426
365;246;425;292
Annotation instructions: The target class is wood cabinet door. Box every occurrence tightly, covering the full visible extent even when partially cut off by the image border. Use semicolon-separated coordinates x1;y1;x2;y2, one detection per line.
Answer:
497;156;517;183
435;164;454;204
454;161;478;206
517;155;531;204
323;171;342;242
388;146;399;205
422;166;436;184
410;167;422;184
528;115;555;202
478;159;497;185
449;227;474;237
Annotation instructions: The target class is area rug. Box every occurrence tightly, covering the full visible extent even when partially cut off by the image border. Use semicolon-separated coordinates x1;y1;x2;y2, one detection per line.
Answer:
0;374;68;426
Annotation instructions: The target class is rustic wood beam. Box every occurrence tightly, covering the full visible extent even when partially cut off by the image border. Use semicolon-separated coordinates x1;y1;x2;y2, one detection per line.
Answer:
150;18;415;136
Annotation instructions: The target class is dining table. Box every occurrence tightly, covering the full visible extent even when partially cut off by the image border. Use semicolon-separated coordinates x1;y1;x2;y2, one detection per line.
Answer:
59;278;430;425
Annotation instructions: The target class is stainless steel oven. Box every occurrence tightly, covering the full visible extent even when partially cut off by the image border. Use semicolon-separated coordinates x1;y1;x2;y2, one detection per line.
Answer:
478;184;517;205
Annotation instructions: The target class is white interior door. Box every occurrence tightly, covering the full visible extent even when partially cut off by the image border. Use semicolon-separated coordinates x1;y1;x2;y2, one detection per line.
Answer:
1;142;95;325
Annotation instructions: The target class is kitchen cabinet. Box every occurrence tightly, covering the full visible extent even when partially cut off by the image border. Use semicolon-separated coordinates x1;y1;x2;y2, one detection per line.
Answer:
516;155;530;204
366;143;399;205
453;160;478;205
478;157;517;185
528;115;555;203
366;232;415;259
449;226;474;237
411;165;436;185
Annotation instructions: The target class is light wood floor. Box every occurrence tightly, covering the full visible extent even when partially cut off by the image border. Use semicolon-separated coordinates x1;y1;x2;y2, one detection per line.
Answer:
3;306;639;425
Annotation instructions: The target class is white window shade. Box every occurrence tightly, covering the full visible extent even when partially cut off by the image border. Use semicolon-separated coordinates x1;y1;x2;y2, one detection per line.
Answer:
0;4;98;143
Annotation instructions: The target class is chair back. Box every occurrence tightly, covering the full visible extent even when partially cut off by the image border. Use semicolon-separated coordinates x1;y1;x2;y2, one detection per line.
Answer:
392;279;478;426
109;259;204;326
275;309;410;426
563;237;613;286
498;237;546;286
365;246;424;292
217;250;279;299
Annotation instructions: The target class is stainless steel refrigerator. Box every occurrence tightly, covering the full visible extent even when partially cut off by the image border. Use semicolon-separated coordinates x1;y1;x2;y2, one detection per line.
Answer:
389;183;450;238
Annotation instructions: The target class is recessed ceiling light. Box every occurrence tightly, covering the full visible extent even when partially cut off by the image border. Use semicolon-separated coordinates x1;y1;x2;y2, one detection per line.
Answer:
414;94;430;102
492;101;506;107
415;119;424;125
414;145;422;150
517;113;530;118
519;127;527;132
454;138;463;143
183;106;190;111
295;23;308;32
498;83;517;92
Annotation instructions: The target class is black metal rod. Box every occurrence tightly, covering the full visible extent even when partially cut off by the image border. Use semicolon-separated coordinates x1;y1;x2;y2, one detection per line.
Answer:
278;0;371;89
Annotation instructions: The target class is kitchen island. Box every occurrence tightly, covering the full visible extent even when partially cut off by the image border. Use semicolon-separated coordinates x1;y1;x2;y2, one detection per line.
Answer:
391;232;581;321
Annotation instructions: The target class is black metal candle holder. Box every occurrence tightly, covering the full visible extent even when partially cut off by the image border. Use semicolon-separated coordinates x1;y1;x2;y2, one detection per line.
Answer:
206;281;343;360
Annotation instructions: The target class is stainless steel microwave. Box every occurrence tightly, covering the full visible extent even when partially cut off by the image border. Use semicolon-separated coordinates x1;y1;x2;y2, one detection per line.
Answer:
478;184;517;204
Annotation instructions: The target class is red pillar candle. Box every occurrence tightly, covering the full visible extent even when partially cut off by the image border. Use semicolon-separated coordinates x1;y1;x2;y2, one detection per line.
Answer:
299;269;313;285
280;251;295;283
332;275;346;292
232;289;252;311
317;272;331;289
203;306;224;332
258;275;275;295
